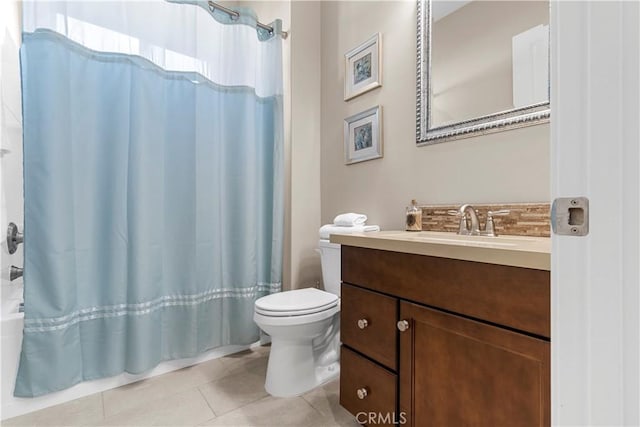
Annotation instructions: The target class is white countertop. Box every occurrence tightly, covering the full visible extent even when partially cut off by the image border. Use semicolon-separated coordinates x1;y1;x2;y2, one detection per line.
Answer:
329;230;551;271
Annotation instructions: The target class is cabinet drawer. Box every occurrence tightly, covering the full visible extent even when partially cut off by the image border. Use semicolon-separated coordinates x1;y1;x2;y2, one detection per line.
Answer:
342;246;550;338
341;283;398;370
340;347;397;427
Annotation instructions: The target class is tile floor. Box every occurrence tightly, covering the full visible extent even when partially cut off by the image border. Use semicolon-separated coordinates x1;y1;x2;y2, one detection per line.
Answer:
3;346;359;427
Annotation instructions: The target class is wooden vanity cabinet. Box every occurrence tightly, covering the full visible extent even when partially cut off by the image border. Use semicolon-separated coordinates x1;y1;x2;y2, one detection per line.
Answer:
339;245;550;427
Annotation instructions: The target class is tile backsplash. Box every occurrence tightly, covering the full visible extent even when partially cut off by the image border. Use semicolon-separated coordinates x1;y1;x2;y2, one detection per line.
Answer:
420;203;550;237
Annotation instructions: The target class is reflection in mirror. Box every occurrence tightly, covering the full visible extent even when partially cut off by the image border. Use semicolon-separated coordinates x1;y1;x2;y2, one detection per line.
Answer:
417;0;550;145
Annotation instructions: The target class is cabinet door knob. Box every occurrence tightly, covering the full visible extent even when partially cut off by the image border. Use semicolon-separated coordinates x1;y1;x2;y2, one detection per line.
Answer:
356;387;369;400
357;318;369;329
397;320;410;332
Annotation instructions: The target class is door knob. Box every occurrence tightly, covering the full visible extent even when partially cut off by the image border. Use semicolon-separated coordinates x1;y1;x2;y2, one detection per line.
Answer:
397;320;410;332
356;387;368;399
357;318;369;329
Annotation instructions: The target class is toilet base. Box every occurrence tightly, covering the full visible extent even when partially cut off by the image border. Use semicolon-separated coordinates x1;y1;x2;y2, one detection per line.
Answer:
264;339;340;397
263;315;340;397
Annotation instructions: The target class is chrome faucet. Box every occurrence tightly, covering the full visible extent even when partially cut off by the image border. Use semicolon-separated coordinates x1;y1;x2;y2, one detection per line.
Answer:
448;205;510;236
458;204;481;235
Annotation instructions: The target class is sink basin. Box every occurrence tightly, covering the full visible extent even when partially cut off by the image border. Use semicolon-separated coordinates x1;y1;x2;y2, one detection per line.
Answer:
396;234;517;247
329;230;551;270
383;231;541;248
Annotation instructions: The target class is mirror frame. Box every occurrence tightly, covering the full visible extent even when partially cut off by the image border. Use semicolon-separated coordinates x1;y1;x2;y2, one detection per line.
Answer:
416;0;551;146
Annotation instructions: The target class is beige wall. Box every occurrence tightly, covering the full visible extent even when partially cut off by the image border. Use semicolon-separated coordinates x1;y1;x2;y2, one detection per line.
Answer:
289;1;322;289
236;1;322;290
320;1;550;231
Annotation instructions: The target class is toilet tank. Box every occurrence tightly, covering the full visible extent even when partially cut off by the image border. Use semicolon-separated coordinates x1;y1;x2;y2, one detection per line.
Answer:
318;239;341;296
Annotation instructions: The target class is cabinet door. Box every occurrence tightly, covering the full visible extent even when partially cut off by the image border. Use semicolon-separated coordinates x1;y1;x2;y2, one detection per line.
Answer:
399;301;550;427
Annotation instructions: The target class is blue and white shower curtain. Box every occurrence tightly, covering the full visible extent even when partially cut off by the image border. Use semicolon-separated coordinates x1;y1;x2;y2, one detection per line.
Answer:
16;1;284;397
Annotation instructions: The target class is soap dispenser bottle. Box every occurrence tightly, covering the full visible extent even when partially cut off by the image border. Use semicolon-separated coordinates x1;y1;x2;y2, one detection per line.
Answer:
405;199;422;231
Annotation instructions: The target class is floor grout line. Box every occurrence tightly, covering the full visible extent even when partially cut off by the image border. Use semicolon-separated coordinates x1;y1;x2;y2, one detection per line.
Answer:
196;357;268;392
100;391;106;420
194;354;271;421
193;360;243;388
100;367;211;420
297;395;326;420
211;394;270;419
197;386;217;419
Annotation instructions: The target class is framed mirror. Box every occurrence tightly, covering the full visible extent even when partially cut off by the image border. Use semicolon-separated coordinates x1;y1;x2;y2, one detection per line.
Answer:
417;0;550;145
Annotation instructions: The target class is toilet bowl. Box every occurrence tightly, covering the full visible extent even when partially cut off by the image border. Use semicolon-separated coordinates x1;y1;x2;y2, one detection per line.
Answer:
254;239;341;397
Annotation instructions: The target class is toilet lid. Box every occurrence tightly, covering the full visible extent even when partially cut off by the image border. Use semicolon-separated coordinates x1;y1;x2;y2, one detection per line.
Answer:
255;288;338;315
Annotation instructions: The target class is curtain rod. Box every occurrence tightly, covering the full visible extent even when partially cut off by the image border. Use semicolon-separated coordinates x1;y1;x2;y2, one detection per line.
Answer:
207;1;289;39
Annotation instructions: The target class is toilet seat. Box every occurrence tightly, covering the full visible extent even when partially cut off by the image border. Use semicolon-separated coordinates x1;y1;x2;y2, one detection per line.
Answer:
255;302;337;317
254;303;339;327
255;288;339;317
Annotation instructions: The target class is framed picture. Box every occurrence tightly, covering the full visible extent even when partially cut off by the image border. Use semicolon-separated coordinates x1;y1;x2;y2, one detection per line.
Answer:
344;106;383;165
344;33;382;101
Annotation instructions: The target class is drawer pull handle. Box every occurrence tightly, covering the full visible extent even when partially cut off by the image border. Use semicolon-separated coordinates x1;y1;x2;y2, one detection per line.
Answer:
397;320;410;332
357;318;369;329
356;387;369;400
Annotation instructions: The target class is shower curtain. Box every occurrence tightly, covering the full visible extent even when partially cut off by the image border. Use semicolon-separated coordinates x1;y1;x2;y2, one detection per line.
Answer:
15;1;284;397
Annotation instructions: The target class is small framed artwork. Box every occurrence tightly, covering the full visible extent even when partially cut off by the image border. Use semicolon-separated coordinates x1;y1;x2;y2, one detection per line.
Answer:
344;33;382;101
344;106;383;165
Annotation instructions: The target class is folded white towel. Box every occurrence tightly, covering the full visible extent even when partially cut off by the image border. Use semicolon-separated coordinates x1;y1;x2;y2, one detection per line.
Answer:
319;224;380;240
333;213;368;227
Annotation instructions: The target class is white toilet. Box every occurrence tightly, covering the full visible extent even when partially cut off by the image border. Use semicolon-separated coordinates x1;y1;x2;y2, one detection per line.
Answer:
254;239;341;397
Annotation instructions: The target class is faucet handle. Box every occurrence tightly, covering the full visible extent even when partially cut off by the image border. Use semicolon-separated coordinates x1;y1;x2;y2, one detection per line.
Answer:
448;210;469;234
484;210;510;236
